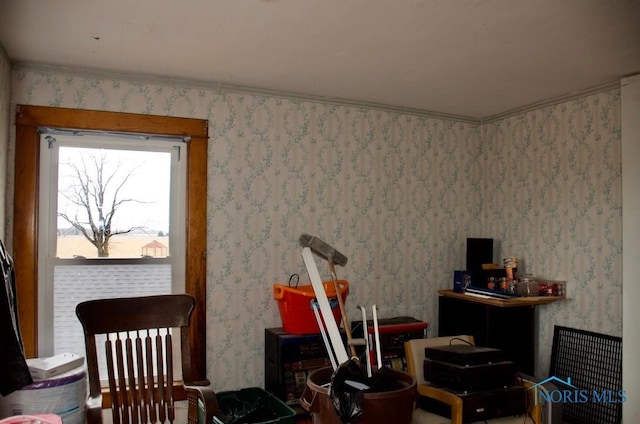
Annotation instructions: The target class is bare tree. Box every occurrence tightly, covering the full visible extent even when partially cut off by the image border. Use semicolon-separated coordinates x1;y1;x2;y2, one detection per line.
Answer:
58;151;143;257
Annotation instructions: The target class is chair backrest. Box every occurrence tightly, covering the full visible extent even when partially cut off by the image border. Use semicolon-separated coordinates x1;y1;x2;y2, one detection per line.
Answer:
549;325;622;424
404;335;474;385
76;294;196;424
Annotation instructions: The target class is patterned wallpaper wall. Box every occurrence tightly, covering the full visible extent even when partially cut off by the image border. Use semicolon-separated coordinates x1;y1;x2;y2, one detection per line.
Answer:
483;92;622;375
8;66;621;389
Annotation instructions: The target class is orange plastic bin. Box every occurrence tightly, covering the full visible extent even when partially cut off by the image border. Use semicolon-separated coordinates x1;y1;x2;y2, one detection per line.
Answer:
273;280;349;334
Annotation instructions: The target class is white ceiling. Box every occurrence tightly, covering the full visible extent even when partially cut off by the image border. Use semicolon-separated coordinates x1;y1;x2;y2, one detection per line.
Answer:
1;0;639;120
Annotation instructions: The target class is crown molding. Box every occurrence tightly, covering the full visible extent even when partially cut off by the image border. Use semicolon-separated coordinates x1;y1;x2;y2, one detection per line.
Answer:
480;80;621;124
12;62;623;126
13;62;481;124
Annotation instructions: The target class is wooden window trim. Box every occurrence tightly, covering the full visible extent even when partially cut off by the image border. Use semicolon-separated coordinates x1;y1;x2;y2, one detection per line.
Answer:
13;105;208;382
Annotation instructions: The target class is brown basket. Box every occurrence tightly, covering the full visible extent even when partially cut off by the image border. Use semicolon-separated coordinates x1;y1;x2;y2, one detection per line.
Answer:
300;366;417;424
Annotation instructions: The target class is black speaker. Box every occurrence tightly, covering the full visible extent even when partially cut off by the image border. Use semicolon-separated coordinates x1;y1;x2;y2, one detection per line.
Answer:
423;359;517;392
420;386;527;422
466;238;493;284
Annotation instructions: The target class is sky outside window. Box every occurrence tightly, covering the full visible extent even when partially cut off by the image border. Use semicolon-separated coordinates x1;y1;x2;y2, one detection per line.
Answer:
56;146;171;259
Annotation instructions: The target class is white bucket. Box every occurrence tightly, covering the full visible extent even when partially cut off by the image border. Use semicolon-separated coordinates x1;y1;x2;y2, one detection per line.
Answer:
0;367;86;424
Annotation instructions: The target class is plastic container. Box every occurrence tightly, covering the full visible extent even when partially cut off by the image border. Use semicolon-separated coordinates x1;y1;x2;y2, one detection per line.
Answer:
273;280;349;334
537;279;567;297
517;274;539;297
0;367;86;424
0;415;62;424
210;387;296;424
300;366;417;424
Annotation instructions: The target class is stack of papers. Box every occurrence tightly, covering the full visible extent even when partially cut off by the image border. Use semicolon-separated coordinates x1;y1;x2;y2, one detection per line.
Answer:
465;286;515;300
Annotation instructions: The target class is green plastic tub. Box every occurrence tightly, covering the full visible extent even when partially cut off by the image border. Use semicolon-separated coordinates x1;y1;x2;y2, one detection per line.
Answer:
204;387;296;424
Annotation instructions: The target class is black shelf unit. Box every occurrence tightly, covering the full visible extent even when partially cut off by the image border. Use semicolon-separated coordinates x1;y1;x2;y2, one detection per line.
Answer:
437;294;536;375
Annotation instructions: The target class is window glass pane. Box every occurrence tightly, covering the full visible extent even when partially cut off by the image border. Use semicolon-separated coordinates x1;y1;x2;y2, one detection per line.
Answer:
56;147;171;259
53;263;171;356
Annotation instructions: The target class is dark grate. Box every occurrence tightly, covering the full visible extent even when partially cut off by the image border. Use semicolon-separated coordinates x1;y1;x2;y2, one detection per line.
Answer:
549;326;622;424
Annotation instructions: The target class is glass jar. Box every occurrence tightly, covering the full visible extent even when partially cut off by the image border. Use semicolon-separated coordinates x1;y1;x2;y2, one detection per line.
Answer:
487;277;496;290
499;277;508;292
517;274;539;297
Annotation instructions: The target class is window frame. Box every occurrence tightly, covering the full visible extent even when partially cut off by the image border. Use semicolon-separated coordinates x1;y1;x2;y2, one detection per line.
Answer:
13;105;208;383
38;135;186;357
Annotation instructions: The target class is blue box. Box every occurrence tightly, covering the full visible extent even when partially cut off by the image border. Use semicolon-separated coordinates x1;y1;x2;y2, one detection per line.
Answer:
453;270;471;293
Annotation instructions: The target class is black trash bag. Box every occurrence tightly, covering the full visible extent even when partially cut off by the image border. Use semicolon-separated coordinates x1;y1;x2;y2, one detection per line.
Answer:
366;366;403;393
328;359;369;423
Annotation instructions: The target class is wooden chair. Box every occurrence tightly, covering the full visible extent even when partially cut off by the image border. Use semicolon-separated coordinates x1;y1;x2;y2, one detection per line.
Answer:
405;335;542;424
76;294;218;424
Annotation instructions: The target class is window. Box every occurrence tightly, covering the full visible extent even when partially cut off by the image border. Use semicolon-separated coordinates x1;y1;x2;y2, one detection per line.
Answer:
38;132;186;360
13;105;208;384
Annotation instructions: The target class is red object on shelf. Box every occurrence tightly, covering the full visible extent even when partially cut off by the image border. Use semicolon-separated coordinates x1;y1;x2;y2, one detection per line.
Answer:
361;318;428;368
538;282;559;296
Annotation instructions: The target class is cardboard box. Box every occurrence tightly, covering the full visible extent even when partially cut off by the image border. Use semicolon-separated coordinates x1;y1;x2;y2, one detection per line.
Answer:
26;353;84;380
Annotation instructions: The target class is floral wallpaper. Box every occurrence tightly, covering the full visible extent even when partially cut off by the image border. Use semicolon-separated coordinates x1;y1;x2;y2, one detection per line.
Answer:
483;92;622;375
8;65;621;389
